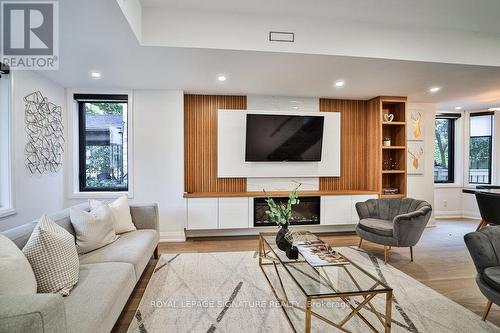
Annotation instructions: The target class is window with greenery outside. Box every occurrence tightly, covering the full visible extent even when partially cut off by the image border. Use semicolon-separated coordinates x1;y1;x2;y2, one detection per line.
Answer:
469;114;492;184
81;101;128;191
434;118;453;183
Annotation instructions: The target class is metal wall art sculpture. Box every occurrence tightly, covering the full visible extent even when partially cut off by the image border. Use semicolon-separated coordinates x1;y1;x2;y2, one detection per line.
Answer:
24;91;64;174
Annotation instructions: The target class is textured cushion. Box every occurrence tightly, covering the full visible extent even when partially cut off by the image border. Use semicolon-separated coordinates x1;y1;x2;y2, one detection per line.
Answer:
70;204;119;254
359;218;394;237
22;215;79;296
90;195;136;234
483;266;500;291
64;262;136;333
79;229;159;280
0;234;37;295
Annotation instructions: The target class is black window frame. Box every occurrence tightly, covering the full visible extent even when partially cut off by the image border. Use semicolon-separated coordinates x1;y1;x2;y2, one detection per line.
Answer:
469;111;494;185
434;113;459;184
76;94;129;192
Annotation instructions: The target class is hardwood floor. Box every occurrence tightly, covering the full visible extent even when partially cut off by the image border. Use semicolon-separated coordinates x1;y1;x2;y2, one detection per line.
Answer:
112;218;500;332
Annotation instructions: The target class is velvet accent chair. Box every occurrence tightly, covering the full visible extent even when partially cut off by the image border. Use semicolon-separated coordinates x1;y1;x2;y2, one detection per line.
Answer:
355;198;432;264
464;226;500;321
475;191;500;231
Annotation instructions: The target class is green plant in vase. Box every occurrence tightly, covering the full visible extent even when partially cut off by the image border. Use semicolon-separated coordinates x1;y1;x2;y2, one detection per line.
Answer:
264;184;300;251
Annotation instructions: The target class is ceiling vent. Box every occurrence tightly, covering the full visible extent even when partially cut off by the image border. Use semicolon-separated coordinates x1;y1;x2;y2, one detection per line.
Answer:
269;31;294;43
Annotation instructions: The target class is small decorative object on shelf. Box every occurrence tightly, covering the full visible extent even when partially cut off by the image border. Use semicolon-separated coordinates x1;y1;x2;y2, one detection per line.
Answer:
383;157;399;170
383;137;391;147
264;184;301;252
383;188;400;195
383;113;395;122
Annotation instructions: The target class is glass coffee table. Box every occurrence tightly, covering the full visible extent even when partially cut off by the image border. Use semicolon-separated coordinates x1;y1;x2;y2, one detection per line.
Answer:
259;232;393;333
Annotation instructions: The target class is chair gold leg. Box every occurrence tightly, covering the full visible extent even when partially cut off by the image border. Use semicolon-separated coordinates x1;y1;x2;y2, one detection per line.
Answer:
154;245;159;259
410;246;414;262
476;220;486;231
482;300;493;321
358;238;363;248
384;246;389;264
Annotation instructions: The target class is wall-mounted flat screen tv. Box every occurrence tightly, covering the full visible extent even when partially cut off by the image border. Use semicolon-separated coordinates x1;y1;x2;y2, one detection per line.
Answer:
245;114;325;162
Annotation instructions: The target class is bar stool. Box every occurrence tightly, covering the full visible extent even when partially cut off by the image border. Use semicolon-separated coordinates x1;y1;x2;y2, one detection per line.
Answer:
475;192;500;231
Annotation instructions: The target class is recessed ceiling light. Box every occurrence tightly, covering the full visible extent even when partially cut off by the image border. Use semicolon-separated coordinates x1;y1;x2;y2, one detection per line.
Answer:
334;80;345;88
90;71;101;79
429;86;441;93
217;75;227;82
455;106;462;110
488;107;500;111
292;106;299;110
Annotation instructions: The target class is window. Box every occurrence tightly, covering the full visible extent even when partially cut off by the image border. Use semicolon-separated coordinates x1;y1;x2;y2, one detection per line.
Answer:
469;112;493;184
75;94;128;192
0;64;14;215
434;114;459;183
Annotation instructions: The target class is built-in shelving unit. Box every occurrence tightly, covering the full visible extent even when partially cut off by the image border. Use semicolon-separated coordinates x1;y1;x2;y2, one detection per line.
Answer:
381;97;407;197
184;94;408;232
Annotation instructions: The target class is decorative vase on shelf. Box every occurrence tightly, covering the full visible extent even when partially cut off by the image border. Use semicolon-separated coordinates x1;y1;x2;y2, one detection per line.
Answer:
276;223;291;251
264;184;301;252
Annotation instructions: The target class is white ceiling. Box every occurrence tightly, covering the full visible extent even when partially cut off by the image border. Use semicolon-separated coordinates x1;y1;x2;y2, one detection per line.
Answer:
140;0;500;36
37;0;500;110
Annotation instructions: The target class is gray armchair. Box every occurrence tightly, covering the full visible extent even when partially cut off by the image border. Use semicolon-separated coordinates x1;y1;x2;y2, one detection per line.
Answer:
355;198;432;263
464;226;500;321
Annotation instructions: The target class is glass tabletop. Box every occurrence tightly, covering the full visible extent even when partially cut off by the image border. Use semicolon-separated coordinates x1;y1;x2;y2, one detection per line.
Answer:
260;232;392;297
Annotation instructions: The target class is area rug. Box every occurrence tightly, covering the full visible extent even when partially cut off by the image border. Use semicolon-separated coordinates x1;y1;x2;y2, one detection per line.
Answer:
127;248;498;332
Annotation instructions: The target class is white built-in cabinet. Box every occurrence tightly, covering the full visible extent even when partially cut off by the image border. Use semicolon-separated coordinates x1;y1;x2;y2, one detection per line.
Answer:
320;196;352;225
186;194;378;230
186;198;219;230
219;197;250;229
320;195;377;225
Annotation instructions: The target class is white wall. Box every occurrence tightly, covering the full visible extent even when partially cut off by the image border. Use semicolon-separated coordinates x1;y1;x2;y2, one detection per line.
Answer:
131;90;186;240
407;103;435;220
138;6;500;67
0;71;66;231
64;90;187;241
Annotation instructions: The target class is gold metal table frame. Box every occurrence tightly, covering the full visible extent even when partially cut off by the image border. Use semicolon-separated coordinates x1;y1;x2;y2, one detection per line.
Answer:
258;232;393;333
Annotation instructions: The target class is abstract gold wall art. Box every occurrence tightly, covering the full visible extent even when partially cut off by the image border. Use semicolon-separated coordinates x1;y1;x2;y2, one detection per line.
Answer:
408;110;424;140
408;141;424;175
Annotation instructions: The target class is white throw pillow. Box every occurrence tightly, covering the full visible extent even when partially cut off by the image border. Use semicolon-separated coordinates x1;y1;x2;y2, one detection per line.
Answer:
70;204;119;254
89;195;136;234
22;215;79;296
0;234;37;295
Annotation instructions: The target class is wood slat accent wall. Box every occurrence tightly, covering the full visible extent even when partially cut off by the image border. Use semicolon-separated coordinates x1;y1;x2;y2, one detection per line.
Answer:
366;97;382;192
319;99;380;192
184;94;247;194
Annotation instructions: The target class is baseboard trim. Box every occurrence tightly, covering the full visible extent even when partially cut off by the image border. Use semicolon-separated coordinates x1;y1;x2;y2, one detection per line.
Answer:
462;211;481;220
434;210;463;219
434;210;481;220
159;231;186;242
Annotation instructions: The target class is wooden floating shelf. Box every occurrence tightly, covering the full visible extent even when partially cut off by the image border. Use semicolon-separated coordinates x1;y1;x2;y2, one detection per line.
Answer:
382;170;406;174
184;190;380;198
382;146;406;149
380;194;405;198
382;121;406;125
